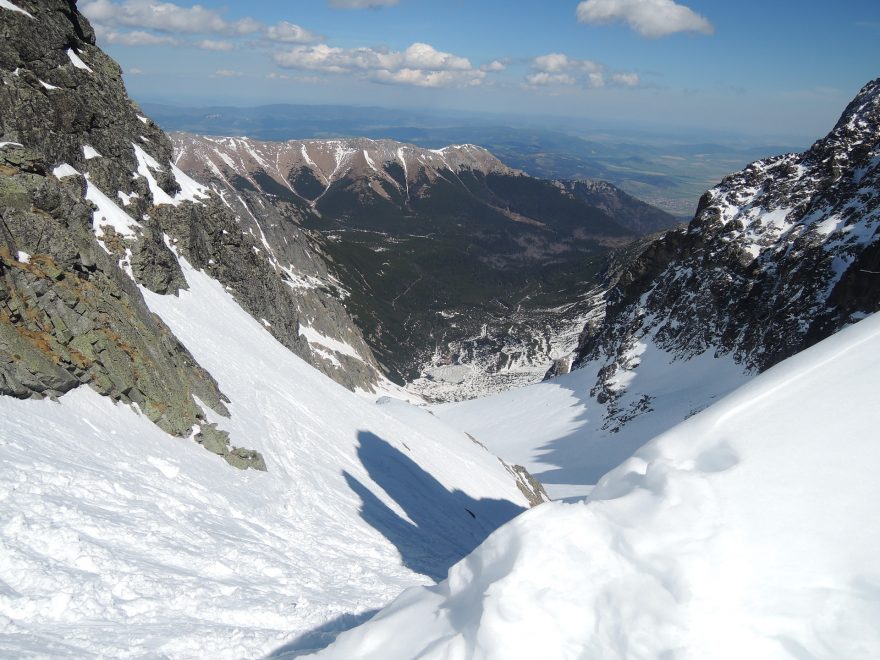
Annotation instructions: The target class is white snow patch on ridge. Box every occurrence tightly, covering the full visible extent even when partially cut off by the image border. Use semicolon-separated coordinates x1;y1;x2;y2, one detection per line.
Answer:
85;179;141;250
52;163;79;178
66;48;92;73
0;0;33;18
133;143;209;206
317;312;880;660
299;324;363;362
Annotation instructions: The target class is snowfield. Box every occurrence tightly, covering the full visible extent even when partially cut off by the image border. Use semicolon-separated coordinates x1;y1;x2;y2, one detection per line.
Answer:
435;336;749;501
0;260;529;658
316;311;880;659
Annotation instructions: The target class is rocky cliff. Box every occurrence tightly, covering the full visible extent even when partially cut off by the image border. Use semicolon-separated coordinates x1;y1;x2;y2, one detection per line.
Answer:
572;78;880;420
0;0;390;467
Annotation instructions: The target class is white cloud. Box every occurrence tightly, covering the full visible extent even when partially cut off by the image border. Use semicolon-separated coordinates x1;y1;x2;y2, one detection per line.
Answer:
533;52;602;74
372;68;485;88
611;72;640;86
265;21;323;44
526;53;638;89
328;0;400;7
126;67;144;75
81;0;260;35
576;0;714;38
197;39;234;52
100;28;180;46
481;60;507;72
273;42;483;87
533;53;570;73
526;72;577;86
588;72;605;88
210;69;244;78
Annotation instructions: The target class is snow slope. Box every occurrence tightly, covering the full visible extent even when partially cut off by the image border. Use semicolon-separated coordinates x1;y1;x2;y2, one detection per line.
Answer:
435;337;749;500
316;311;880;660
0;260;529;658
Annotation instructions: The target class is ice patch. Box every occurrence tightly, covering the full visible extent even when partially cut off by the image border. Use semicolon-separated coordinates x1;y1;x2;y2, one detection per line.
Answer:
83;145;101;160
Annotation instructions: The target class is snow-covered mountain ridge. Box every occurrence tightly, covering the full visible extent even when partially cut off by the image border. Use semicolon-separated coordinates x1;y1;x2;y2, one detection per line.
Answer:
575;77;880;386
172;135;519;203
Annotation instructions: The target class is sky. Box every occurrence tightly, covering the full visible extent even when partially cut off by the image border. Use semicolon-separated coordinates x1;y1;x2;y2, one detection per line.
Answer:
78;0;880;142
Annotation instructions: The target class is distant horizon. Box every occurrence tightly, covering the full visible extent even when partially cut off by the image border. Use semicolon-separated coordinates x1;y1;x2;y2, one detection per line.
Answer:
136;97;816;149
80;0;879;145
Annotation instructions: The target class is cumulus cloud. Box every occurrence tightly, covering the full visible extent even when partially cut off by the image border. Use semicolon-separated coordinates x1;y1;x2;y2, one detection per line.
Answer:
100;29;180;46
481;60;507;72
328;0;400;7
611;72;640;86
273;42;484;88
526;53;639;89
80;0;259;35
576;0;714;38
197;39;234;52
533;52;602;74
265;21;323;44
81;0;324;50
526;72;577;86
210;69;244;78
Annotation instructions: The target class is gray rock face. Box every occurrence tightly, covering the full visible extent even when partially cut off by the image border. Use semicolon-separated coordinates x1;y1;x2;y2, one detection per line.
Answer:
571;78;880;410
0;0;409;469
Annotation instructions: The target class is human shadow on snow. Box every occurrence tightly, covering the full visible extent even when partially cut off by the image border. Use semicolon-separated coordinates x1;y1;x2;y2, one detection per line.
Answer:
344;431;524;582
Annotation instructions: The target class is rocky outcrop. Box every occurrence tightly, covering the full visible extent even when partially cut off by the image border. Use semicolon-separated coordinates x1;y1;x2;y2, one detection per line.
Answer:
0;1;389;468
572;78;880;408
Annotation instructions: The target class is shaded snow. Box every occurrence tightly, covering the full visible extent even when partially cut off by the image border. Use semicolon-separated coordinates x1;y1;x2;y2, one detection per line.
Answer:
318;312;880;660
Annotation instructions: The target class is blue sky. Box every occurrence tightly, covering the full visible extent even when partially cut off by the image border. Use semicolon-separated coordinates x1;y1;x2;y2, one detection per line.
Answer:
79;0;880;141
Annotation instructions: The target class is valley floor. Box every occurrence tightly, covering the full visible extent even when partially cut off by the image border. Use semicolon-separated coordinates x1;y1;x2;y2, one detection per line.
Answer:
434;336;750;500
